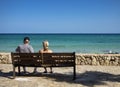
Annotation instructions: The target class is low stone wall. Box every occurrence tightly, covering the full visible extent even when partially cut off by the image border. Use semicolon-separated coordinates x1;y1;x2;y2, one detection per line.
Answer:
76;53;120;66
0;53;11;64
0;53;120;66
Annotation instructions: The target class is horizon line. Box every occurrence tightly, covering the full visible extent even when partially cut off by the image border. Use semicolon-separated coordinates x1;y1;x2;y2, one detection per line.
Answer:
0;33;120;35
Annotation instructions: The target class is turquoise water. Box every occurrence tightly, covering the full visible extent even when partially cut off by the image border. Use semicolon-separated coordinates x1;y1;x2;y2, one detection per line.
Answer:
0;34;120;53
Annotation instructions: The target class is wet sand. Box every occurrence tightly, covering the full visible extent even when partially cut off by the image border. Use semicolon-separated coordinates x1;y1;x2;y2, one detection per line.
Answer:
0;64;120;87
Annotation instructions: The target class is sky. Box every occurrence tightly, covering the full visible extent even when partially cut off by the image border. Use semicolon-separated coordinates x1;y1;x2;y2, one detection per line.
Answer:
0;0;120;33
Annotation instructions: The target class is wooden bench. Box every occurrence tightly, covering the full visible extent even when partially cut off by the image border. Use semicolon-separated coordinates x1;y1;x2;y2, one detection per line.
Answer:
11;52;76;80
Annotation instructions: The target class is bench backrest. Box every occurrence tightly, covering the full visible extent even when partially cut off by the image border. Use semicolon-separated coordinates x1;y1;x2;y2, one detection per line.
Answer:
42;53;75;67
11;52;75;67
11;53;42;67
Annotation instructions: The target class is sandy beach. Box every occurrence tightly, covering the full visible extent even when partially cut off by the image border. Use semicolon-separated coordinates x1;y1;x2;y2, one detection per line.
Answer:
0;64;120;87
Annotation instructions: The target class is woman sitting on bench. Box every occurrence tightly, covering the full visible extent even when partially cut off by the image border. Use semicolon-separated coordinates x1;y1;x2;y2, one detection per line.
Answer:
33;40;53;73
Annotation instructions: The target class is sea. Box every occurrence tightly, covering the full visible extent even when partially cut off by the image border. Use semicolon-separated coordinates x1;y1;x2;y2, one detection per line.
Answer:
0;33;120;53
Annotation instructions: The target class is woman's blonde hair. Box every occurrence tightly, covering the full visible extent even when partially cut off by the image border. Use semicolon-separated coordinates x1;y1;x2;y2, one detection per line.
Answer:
43;40;49;46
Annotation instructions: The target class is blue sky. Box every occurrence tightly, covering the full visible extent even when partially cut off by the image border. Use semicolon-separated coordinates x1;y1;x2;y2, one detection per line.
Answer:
0;0;120;33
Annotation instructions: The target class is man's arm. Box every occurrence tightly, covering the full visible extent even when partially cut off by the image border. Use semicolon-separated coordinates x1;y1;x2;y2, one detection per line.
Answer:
16;46;20;53
29;46;34;53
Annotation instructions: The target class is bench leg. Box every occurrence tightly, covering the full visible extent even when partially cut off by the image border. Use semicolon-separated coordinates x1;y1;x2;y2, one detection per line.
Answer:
13;65;16;79
73;65;76;80
18;66;20;75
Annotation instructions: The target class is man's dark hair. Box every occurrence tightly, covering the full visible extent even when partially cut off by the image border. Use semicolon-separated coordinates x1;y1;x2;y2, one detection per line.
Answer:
24;37;30;42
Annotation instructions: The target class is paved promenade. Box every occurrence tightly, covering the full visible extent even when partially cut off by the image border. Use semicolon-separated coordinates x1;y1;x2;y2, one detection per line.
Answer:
0;64;120;87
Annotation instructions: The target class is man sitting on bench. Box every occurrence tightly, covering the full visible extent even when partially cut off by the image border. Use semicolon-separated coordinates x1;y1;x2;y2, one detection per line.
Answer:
16;37;34;74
